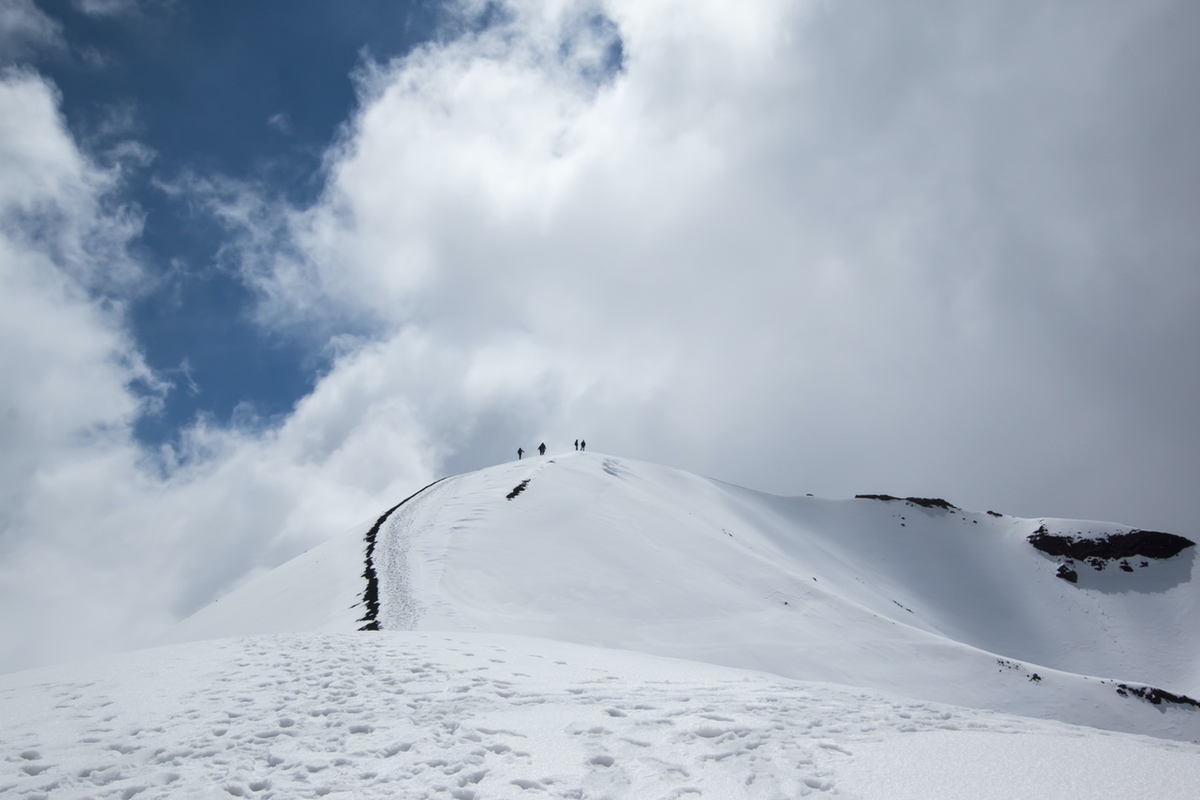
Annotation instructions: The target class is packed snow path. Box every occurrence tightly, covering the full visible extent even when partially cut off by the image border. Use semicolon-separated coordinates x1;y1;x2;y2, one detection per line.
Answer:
3;633;1199;800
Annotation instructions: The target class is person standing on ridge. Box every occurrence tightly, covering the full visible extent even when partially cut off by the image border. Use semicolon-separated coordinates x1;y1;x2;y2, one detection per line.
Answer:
574;439;579;451
517;447;524;460
580;440;586;452
538;442;547;456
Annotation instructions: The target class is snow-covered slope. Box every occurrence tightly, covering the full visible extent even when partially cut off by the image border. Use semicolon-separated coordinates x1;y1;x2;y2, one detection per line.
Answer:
6;452;1199;798
165;452;1200;741
165;517;375;641
4;632;1199;800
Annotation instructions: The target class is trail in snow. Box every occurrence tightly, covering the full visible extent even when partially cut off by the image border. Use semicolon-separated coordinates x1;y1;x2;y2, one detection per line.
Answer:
3;632;1198;800
359;477;449;631
376;456;561;633
375;475;466;631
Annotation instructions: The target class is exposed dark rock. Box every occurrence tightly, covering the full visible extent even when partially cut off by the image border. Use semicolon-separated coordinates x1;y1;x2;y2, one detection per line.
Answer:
1115;683;1200;709
987;510;1003;517
358;477;448;632
1056;564;1079;583
855;495;959;511
506;479;530;500
905;497;958;510
1119;560;1133;573
1027;526;1195;561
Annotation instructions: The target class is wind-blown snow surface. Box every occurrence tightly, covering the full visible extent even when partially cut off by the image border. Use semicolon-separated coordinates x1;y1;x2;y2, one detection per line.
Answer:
3;633;1199;800
7;452;1199;797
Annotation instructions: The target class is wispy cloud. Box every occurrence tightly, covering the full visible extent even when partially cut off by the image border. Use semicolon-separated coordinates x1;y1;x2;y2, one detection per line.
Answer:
71;0;143;18
267;112;292;135
0;0;64;63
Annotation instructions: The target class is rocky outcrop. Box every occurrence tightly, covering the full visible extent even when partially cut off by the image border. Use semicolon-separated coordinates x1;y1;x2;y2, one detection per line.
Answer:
1028;527;1194;561
1116;683;1200;709
856;495;959;511
1028;525;1195;583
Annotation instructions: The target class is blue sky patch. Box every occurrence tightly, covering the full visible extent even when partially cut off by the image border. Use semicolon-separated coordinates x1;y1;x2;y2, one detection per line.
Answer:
27;0;442;443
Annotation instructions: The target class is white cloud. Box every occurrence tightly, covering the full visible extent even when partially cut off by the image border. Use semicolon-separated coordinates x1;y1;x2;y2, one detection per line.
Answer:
71;0;142;17
221;0;1199;530
0;72;144;290
0;0;63;63
2;0;1198;672
0;72;439;671
267;112;291;134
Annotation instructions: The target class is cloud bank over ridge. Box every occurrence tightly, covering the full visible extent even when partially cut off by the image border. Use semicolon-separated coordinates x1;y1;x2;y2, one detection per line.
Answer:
222;0;1200;514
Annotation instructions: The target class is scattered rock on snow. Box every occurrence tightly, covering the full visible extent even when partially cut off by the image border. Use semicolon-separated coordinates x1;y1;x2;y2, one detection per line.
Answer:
1056;563;1079;583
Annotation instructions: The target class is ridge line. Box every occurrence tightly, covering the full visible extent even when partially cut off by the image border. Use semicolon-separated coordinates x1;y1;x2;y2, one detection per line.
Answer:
357;477;448;631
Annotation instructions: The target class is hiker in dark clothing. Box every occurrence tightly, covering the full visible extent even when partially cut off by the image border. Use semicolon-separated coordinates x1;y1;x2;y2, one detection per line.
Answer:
538;442;547;456
517;447;524;460
574;439;579;451
580;440;586;451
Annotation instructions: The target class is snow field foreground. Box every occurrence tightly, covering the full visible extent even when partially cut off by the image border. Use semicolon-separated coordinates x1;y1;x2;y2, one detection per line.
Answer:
3;632;1198;800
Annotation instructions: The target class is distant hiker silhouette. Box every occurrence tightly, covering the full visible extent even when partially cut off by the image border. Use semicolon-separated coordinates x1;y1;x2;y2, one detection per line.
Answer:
538;442;547;456
574;439;579;451
517;447;524;460
580;440;586;451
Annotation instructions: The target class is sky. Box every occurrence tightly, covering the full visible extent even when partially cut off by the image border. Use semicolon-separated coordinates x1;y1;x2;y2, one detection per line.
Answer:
0;0;1198;672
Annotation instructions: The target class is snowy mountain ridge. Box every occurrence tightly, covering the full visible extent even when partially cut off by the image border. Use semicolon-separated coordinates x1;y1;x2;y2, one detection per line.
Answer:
165;452;1200;741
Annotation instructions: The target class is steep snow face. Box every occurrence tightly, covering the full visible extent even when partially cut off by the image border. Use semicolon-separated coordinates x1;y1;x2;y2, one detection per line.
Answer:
3;633;1199;800
168;452;1200;739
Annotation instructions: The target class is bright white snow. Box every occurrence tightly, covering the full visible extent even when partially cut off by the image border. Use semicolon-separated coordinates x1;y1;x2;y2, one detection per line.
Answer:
169;453;1199;739
3;632;1198;800
5;451;1199;797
